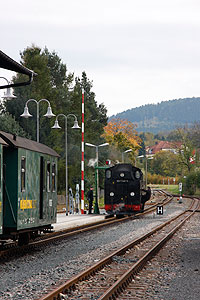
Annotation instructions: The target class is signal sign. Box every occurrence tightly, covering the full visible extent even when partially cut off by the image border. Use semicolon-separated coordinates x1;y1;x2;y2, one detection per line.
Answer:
157;205;163;215
106;159;111;165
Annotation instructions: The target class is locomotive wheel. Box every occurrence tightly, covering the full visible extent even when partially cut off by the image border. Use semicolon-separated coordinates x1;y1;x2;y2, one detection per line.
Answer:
116;214;124;219
18;232;30;246
105;214;114;219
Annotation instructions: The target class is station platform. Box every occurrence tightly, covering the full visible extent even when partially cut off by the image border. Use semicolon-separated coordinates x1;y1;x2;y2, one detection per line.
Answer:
53;212;106;232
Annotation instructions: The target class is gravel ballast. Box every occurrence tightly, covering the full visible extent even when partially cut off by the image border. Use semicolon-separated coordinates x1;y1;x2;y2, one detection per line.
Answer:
0;198;194;300
144;212;200;299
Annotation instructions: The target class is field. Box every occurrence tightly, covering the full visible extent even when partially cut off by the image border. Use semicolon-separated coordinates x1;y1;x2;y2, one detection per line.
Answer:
150;184;179;194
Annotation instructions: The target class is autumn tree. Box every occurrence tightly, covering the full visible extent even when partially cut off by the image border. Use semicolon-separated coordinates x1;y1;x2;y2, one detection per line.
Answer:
103;118;142;163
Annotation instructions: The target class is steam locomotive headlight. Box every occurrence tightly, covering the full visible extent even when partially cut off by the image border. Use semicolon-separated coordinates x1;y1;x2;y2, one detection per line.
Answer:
110;192;114;196
135;170;141;179
120;173;125;177
130;192;135;196
106;170;111;179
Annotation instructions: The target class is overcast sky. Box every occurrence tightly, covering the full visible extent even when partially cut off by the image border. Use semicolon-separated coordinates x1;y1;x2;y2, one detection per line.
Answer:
1;0;200;116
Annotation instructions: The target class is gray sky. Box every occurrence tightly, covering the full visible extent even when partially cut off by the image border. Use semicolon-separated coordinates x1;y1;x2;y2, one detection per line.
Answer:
1;0;200;116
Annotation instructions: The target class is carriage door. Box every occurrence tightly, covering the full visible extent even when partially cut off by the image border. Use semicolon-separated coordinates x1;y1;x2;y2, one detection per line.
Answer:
39;157;44;219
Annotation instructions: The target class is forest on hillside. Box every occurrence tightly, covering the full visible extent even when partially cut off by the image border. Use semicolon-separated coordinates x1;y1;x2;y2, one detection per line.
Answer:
113;98;200;133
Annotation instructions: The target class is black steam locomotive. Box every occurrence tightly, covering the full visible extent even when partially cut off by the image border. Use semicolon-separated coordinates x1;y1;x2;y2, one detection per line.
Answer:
104;163;151;216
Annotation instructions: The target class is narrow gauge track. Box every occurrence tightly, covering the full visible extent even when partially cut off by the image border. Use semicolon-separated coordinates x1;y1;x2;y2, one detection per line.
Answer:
36;198;199;300
0;191;172;259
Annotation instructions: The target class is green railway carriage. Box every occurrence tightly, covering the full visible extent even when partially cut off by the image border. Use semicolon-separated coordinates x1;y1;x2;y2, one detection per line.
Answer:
0;138;6;235
0;131;59;244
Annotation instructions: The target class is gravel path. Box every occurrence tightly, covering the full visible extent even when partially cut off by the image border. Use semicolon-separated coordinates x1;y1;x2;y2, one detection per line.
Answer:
0;198;191;300
144;210;200;300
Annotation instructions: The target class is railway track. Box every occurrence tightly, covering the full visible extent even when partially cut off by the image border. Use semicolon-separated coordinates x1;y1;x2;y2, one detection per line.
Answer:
0;190;172;259
36;198;199;300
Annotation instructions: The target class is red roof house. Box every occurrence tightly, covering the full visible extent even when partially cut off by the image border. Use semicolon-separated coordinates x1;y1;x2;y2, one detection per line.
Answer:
146;141;182;156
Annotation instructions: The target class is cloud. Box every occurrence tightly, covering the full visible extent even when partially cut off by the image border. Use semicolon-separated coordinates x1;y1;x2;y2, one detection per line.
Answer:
1;0;200;116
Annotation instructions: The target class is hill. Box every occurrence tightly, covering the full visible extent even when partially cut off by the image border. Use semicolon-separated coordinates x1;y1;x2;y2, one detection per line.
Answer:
111;97;200;133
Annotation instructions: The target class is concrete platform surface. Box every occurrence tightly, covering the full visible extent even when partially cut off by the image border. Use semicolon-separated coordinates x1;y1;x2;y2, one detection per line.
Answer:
53;213;106;231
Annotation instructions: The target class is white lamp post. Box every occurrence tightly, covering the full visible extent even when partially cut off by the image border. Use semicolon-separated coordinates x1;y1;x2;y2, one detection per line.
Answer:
21;98;55;142
52;113;80;216
145;156;153;188
135;154;153;188
0;77;16;99
122;149;133;163
85;142;109;208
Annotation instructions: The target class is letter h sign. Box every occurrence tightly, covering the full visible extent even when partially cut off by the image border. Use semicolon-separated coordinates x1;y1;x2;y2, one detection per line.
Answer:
157;205;163;215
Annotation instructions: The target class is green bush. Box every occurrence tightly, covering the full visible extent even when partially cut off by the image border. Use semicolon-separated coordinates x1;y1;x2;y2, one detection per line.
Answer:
183;172;197;195
147;173;179;185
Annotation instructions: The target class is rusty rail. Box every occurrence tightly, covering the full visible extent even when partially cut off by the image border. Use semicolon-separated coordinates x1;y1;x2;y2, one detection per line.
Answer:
36;197;198;300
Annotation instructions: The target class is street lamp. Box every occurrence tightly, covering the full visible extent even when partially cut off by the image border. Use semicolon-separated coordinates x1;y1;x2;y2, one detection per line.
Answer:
85;142;109;213
122;149;133;163
136;155;153;188
52;113;80;216
0;77;16;99
145;156;153;188
20;98;55;142
135;155;145;167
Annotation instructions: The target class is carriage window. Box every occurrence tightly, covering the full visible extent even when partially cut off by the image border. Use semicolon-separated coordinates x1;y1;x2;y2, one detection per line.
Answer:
43;159;46;191
0;155;1;192
52;163;56;192
47;162;51;192
21;157;26;192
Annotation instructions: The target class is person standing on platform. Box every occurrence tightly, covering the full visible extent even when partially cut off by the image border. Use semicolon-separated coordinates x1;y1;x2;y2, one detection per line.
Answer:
87;187;94;214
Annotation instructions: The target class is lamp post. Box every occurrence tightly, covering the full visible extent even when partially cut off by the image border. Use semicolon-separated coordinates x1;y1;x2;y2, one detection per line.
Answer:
85;142;109;213
145;156;153;188
135;154;145;167
0;77;16;99
122;149;133;163
52;114;80;216
136;154;153;188
21;98;55;142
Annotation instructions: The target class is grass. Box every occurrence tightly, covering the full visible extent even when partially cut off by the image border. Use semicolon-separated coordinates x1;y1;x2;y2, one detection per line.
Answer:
149;184;179;194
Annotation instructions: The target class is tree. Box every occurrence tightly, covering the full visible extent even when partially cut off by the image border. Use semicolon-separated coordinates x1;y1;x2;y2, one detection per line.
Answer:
175;128;196;173
149;150;183;177
0;113;28;137
103;118;142;163
71;72;108;192
3;45;74;143
3;45;108;194
188;122;200;149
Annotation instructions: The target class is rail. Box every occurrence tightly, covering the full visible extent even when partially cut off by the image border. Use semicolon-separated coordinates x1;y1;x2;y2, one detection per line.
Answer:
36;198;199;300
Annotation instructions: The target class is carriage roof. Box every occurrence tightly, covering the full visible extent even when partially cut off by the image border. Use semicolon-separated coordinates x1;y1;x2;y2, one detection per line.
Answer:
0;131;59;157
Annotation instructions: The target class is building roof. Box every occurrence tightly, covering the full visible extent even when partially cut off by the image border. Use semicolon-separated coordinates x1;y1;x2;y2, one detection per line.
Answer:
0;50;37;89
0;131;59;158
146;141;181;155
